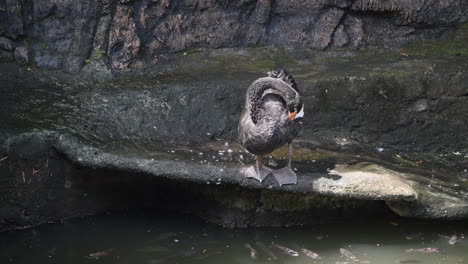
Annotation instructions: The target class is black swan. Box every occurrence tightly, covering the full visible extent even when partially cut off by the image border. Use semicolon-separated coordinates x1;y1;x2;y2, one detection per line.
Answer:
239;70;304;186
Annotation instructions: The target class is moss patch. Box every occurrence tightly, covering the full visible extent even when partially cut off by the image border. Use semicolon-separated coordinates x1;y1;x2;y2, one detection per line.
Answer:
403;41;468;57
215;55;279;72
457;22;468;30
179;48;293;74
394;155;420;167
258;190;341;212
194;184;354;213
270;146;330;162
91;49;106;60
401;24;468;57
207;186;260;211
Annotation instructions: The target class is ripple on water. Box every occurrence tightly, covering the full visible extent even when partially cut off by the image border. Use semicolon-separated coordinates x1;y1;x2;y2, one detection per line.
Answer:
0;213;467;264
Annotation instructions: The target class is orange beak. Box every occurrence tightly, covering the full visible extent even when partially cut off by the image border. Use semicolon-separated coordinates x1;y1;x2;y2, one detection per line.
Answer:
288;111;297;121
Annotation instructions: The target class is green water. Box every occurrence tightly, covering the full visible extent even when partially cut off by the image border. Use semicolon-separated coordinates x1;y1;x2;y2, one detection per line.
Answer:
0;213;467;264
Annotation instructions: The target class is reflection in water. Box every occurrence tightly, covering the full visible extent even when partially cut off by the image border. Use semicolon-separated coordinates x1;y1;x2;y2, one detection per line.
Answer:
0;212;467;264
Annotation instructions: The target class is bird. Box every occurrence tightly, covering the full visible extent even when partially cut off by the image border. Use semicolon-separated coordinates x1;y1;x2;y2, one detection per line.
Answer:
238;69;304;186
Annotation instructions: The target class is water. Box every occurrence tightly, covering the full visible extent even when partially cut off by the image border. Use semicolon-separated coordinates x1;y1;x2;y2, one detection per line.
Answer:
1;213;467;264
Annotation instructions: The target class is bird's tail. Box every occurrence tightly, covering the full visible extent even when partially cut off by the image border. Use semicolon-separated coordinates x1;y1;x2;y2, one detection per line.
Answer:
267;69;298;92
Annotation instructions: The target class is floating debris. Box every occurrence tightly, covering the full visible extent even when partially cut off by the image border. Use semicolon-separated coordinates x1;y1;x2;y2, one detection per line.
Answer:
405;233;422;240
315;234;327;240
255;241;277;260
195;250;222;260
340;248;359;262
84;249;113;259
244;243;258;260
398;259;422;263
271;243;298;256
449;236;463;245
388;221;399;227
405;248;441;253
0;156;8;162
301;248;321;259
439;234;463;245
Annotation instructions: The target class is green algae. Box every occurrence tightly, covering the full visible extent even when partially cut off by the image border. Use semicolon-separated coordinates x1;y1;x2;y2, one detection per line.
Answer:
401;23;468;57
84;49;106;64
394;155;420;167
403;40;468;57
213;55;283;72
194;184;355;213
91;49;106;60
23;38;29;48
270;147;328;162
206;186;260;211
258;190;337;212
179;48;292;74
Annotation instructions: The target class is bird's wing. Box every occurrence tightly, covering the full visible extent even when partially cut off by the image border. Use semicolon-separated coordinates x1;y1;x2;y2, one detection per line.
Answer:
261;88;287;107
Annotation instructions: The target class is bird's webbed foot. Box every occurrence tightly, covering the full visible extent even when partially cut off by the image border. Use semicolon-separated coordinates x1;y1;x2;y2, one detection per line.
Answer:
271;167;297;186
243;161;273;182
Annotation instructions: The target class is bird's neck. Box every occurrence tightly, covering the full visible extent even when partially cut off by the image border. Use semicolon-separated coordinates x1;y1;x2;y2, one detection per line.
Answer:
247;78;296;124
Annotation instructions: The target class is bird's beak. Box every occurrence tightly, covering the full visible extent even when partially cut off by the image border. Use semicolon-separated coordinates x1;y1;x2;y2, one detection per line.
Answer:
288;111;297;121
288;105;304;121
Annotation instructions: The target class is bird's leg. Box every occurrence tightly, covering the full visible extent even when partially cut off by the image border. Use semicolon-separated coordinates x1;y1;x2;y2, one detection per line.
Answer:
287;142;293;168
271;143;297;186
243;155;272;182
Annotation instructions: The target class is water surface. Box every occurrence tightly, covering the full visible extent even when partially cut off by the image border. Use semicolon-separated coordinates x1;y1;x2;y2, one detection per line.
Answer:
1;213;467;264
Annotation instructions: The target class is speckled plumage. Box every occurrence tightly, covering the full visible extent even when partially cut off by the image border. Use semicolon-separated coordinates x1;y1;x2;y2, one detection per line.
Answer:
239;71;303;155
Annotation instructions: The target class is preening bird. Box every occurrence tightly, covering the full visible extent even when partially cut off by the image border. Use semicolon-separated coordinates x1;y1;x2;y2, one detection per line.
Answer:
238;70;304;186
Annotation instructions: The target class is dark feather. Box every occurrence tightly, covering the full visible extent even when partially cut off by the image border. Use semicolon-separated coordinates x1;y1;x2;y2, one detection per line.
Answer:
267;69;298;92
239;71;302;155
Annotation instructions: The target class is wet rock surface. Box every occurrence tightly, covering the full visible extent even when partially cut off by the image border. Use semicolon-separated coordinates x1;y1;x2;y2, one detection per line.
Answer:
0;48;467;229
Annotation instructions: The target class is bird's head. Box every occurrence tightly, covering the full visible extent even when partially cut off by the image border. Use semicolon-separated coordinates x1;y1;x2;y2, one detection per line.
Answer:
288;103;304;121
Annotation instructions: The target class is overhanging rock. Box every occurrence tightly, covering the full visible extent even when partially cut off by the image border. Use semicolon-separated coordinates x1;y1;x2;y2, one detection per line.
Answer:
1;48;468;229
2;131;466;223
